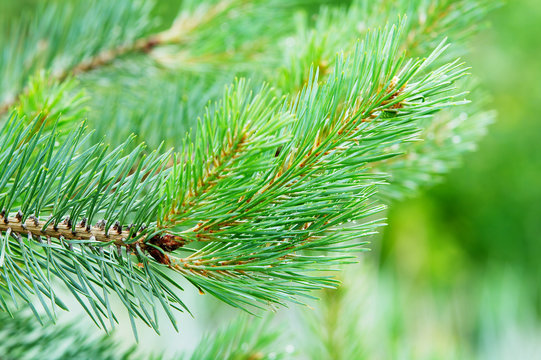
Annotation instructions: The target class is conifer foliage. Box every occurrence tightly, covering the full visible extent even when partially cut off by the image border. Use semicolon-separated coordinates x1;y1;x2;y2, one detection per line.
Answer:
0;0;494;345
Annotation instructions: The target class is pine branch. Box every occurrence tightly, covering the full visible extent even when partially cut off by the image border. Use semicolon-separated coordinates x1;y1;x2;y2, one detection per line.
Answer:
0;0;494;334
0;115;190;336
151;26;469;309
0;23;468;323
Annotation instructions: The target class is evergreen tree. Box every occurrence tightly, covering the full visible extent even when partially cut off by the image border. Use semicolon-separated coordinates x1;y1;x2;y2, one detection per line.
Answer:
0;0;496;357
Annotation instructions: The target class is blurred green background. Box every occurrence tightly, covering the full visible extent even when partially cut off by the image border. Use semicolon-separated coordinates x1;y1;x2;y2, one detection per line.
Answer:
377;0;541;356
382;0;541;294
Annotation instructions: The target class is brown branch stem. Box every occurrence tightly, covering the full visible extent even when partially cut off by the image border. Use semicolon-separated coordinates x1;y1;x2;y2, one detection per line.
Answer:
0;214;185;264
0;214;130;245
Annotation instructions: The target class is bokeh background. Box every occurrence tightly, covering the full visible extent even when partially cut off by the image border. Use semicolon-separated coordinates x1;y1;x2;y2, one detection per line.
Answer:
377;0;541;356
1;0;539;358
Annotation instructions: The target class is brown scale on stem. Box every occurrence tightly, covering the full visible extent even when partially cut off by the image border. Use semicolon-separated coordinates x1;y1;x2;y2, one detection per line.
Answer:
0;212;185;265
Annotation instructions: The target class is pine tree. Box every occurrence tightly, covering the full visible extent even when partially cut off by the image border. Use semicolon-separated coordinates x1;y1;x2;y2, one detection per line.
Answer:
0;0;496;357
